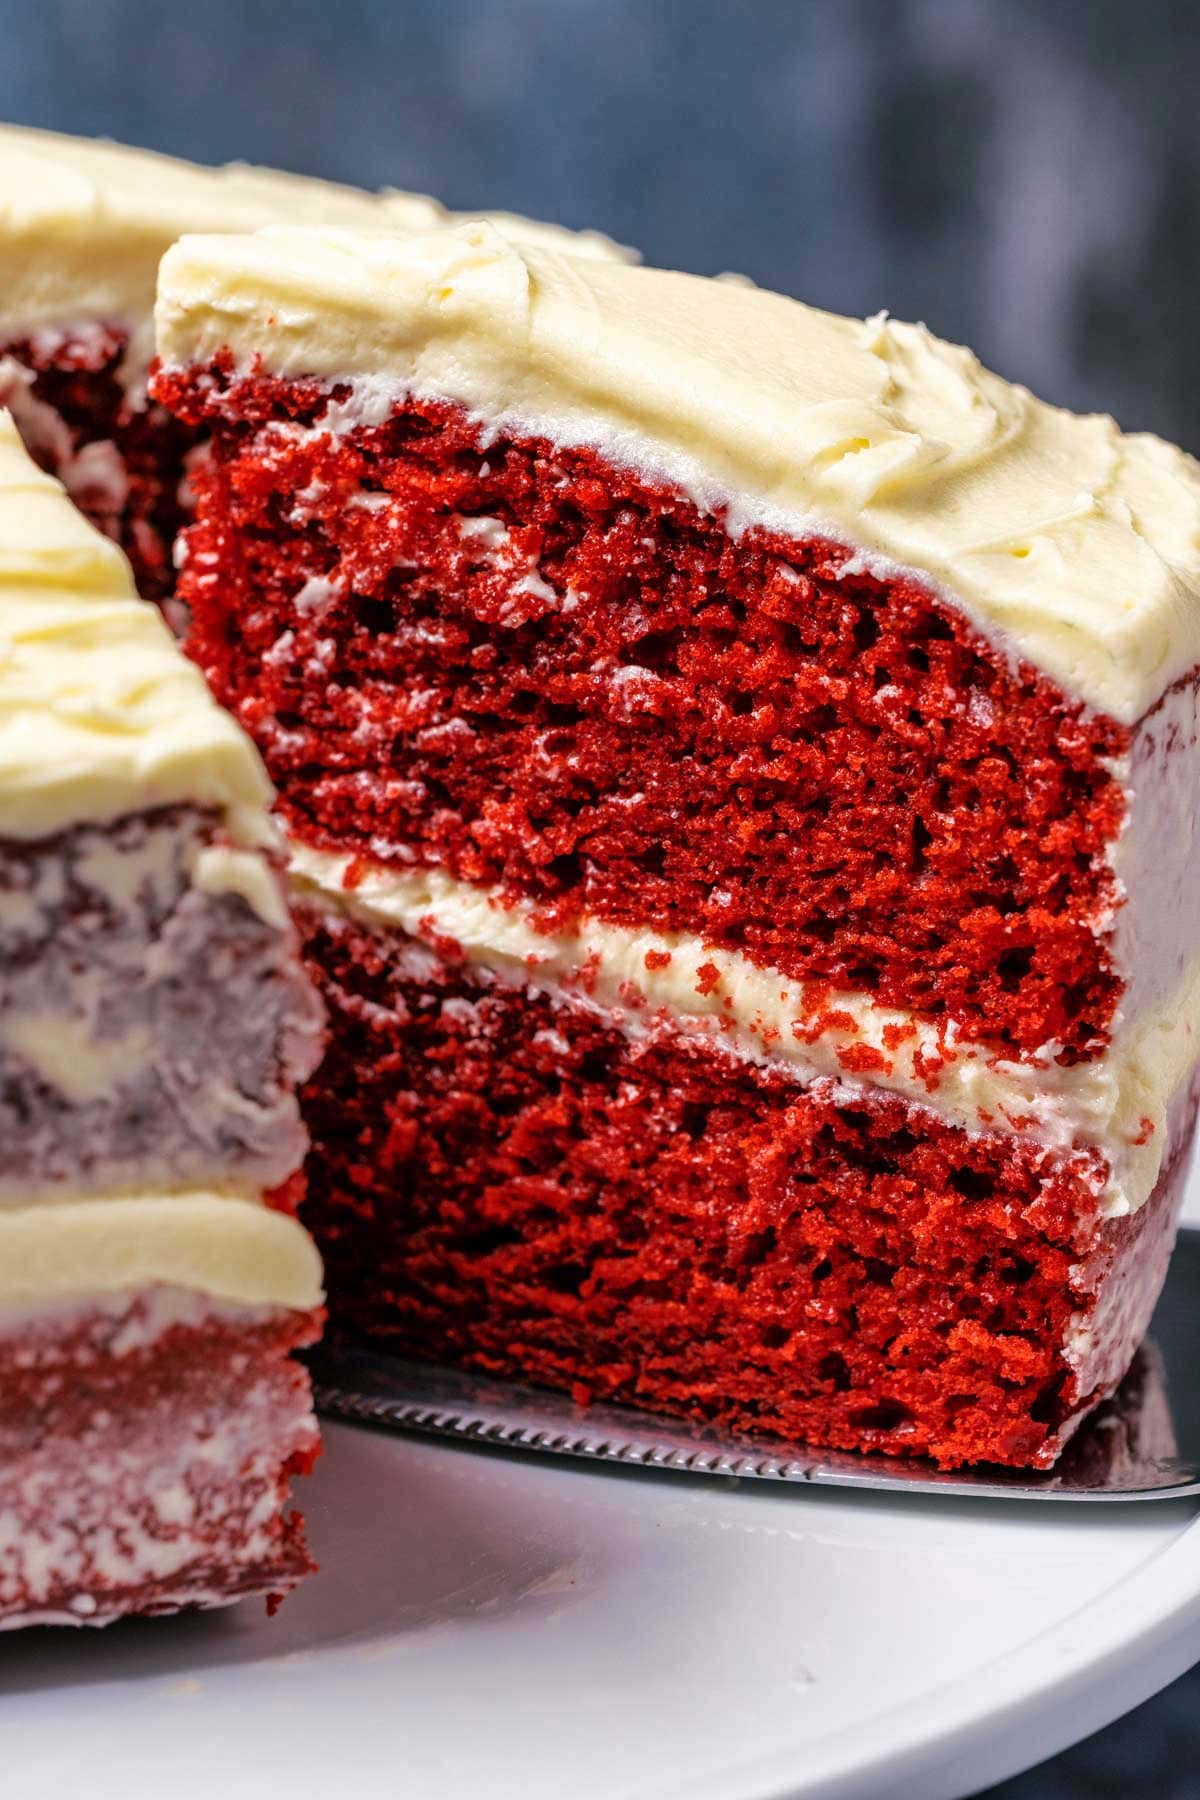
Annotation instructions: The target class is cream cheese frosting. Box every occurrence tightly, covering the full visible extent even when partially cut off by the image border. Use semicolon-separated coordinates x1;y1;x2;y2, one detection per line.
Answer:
156;221;1200;723
0;125;385;371
290;843;1200;1216
0;1193;323;1310
0;410;273;837
377;186;631;263
0;124;630;372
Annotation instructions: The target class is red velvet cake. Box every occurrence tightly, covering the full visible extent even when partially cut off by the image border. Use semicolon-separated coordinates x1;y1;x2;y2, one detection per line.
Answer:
0;411;325;1627
0;125;628;607
153;223;1200;1470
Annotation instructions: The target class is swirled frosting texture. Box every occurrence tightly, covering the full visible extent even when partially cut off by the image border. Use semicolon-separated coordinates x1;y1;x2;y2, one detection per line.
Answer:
0;124;630;350
289;844;1200;1217
157;221;1200;721
0;411;272;836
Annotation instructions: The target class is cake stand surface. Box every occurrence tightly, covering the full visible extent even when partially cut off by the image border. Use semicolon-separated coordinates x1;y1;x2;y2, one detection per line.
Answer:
9;1165;1200;1800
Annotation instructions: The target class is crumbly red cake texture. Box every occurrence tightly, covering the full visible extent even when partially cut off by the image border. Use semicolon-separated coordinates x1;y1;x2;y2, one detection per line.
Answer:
0;1295;321;1628
3;328;200;603
156;363;1129;1062
297;907;1189;1471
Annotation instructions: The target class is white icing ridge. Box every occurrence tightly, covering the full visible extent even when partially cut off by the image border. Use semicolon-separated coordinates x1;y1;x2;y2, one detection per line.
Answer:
0;1194;324;1311
187;843;290;929
157;221;1200;723
289;843;1200;1217
4;1010;153;1104
0;124;632;387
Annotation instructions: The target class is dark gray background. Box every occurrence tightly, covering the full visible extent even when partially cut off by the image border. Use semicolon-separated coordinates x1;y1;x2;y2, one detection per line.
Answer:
5;1;1200;1791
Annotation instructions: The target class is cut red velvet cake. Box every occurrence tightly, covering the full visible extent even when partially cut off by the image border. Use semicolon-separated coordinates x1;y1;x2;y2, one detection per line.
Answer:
0;125;629;607
0;411;325;1627
153;223;1200;1470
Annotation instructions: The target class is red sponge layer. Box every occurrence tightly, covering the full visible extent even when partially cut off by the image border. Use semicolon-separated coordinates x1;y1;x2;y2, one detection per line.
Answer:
157;367;1128;1061
3;328;201;603
0;1295;321;1629
296;905;1172;1471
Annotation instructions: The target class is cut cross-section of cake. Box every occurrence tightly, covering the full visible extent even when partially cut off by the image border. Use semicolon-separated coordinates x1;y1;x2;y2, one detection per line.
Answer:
0;124;629;605
0;409;326;1627
0;1198;323;1629
153;223;1200;1470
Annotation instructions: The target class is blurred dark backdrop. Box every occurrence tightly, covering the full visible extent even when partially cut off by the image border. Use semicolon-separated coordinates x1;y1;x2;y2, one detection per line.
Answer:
6;2;1200;1794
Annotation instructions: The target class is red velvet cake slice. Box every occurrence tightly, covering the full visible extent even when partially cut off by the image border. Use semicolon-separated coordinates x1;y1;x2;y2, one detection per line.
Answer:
0;1197;323;1629
0;411;325;1626
0;124;629;606
153;223;1200;1470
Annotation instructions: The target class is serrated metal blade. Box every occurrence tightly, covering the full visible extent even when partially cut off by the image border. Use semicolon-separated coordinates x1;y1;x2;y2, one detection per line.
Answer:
307;1228;1200;1503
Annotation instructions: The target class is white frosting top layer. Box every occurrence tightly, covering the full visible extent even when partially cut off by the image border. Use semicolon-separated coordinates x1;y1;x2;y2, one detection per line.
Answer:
157;221;1200;722
378;189;630;265
0;410;274;836
0;124;629;352
290;845;1200;1217
0;1193;323;1309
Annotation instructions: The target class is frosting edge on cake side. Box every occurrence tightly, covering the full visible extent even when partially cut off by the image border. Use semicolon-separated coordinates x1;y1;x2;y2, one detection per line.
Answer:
0;1193;324;1311
288;842;1199;1218
154;222;1200;725
0;124;634;374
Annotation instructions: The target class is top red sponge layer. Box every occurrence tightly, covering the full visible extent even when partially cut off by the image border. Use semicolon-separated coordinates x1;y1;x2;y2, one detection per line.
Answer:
159;364;1128;1062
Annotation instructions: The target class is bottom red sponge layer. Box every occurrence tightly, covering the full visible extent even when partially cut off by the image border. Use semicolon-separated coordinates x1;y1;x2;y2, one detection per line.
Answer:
298;908;1192;1471
0;1291;321;1629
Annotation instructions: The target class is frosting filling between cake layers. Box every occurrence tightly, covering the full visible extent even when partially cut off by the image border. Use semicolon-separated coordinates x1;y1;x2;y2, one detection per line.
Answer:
155;223;1200;724
290;843;1200;1218
0;1193;323;1311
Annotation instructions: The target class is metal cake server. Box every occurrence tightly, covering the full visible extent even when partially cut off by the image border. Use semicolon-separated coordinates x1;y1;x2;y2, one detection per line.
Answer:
309;1228;1200;1503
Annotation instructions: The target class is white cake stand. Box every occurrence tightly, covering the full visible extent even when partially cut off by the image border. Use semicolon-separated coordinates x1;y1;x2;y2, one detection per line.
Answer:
10;1176;1200;1800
